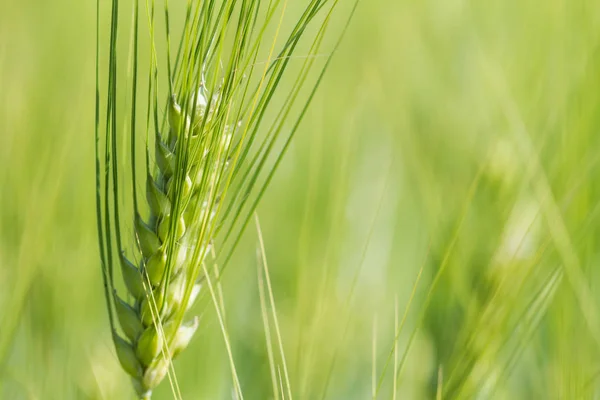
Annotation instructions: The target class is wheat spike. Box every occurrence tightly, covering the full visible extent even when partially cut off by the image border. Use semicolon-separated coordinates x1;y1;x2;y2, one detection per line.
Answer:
95;0;352;397
113;90;228;397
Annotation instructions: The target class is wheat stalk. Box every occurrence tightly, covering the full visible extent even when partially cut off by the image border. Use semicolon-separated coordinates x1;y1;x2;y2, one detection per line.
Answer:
94;0;354;398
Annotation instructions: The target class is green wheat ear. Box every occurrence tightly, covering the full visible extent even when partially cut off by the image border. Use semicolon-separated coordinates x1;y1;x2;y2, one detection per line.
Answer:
94;0;356;398
112;99;214;398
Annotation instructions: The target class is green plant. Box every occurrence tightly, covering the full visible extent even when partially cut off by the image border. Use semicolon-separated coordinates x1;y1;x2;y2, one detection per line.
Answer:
94;0;355;398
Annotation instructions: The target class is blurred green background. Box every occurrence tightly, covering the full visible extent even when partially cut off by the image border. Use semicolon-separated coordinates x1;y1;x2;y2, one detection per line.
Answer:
2;0;600;399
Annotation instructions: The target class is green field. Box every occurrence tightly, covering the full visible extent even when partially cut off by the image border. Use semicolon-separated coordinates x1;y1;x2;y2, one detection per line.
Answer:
2;0;600;399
